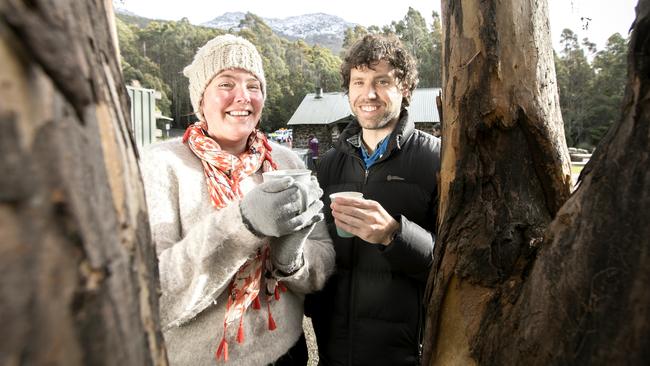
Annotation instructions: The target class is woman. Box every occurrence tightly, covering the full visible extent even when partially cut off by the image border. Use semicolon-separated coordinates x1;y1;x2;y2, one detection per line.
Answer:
141;34;334;365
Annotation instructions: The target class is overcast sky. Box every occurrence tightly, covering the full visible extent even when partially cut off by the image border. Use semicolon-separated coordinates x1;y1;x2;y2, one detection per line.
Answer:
115;0;637;51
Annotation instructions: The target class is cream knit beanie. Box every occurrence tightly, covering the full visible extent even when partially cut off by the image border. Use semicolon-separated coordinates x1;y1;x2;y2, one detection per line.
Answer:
183;34;266;121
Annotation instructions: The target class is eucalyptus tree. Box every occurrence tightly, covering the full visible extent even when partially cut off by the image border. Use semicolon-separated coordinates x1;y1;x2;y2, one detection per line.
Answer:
423;1;649;365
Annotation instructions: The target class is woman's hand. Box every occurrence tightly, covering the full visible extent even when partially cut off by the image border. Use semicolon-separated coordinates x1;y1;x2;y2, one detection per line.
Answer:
240;177;323;237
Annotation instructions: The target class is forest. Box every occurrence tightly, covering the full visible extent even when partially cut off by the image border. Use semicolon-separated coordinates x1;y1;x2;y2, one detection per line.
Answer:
2;0;647;364
117;7;627;149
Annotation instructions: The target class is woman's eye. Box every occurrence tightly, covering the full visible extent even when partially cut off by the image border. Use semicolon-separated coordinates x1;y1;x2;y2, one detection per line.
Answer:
248;84;260;90
218;83;232;88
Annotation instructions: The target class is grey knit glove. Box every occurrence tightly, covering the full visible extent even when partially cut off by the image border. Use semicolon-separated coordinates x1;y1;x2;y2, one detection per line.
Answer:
240;177;323;237
294;175;323;209
270;221;319;275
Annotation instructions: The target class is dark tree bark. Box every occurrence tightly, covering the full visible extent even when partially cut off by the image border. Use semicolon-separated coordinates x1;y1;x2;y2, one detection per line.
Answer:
423;0;650;365
0;1;166;365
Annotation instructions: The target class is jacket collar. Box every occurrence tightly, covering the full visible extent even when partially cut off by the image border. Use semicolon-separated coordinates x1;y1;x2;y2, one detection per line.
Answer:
338;109;414;155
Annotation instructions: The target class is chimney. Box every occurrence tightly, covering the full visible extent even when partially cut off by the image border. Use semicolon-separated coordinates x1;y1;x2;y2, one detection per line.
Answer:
315;87;323;99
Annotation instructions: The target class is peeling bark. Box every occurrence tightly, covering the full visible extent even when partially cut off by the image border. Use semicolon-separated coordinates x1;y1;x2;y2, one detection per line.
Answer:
426;0;572;363
0;1;166;365
424;0;649;365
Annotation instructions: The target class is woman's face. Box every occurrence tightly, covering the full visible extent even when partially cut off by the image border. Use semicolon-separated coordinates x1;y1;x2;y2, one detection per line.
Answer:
201;68;264;148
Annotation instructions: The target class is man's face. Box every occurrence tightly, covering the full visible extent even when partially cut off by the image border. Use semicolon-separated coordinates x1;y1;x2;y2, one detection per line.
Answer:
348;60;407;131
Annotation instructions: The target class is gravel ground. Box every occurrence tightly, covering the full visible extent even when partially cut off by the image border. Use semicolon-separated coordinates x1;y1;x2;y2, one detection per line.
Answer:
303;316;319;365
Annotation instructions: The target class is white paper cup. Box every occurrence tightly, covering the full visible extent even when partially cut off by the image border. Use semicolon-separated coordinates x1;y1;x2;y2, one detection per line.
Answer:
329;191;364;238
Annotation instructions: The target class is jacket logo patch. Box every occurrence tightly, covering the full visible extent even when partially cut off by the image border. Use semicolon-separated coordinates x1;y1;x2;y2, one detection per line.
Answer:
387;175;405;181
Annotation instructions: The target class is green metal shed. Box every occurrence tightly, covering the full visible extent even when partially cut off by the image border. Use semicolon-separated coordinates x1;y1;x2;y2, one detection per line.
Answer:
127;85;156;148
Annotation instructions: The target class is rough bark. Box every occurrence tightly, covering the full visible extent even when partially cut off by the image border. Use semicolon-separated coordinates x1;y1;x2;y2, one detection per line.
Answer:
0;1;167;365
509;1;650;363
424;0;650;365
423;0;572;364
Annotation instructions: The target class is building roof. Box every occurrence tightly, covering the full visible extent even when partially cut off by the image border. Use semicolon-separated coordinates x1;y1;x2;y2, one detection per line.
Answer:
287;88;441;126
287;92;351;126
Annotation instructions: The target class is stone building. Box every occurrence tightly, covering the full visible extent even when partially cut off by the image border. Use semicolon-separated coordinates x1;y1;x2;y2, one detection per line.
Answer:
287;88;441;156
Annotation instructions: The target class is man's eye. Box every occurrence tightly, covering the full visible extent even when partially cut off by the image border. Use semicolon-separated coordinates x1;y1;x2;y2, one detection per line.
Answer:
377;80;389;86
248;84;260;90
352;80;363;86
218;83;232;88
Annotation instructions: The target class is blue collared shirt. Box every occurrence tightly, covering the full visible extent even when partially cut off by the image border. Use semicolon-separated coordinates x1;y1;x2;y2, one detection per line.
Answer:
360;136;390;169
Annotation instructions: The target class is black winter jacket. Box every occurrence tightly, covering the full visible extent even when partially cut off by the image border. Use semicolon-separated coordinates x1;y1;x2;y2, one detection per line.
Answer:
305;111;440;366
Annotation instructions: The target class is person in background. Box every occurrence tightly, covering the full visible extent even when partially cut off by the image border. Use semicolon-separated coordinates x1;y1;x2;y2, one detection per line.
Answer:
432;122;441;138
305;34;441;366
140;34;335;366
307;134;319;170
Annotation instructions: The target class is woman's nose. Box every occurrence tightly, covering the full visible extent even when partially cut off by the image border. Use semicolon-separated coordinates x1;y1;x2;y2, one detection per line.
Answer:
233;85;251;103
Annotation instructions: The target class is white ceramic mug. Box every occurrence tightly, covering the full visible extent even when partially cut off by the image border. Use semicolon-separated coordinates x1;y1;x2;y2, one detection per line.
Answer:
329;191;364;238
262;169;312;211
262;169;312;184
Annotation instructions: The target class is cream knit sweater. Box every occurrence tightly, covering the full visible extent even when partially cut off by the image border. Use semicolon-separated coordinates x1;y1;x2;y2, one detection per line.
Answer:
140;138;335;366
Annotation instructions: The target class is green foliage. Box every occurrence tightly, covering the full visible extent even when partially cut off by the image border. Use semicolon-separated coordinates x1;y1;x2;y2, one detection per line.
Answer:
428;11;443;88
555;29;628;149
117;13;343;130
340;8;442;88
116;12;154;28
117;18;172;116
341;25;370;55
136;19;223;126
116;9;625;150
587;33;627;144
389;7;438;87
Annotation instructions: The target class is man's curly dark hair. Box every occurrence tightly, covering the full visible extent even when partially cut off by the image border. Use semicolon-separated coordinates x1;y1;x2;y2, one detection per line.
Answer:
341;34;419;106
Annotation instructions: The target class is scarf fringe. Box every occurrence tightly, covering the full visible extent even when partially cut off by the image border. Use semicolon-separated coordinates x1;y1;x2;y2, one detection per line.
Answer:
267;302;277;331
216;291;282;362
216;337;228;362
237;315;245;343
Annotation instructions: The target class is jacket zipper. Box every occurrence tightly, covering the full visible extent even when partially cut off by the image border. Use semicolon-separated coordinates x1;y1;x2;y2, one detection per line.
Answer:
348;154;367;365
346;139;393;364
338;124;405;364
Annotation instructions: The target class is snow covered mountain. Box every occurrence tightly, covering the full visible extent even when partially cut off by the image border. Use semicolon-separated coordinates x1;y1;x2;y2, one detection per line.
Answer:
203;12;356;53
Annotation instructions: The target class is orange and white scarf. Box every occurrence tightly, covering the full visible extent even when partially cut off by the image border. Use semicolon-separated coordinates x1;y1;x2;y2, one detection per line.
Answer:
183;121;276;209
183;122;285;362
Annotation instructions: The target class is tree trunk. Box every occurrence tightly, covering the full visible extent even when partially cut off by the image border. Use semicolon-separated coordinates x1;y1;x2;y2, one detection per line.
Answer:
423;0;650;364
423;0;573;361
0;1;166;365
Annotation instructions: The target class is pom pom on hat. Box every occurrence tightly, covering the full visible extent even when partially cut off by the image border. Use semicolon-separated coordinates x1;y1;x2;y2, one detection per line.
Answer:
183;34;266;121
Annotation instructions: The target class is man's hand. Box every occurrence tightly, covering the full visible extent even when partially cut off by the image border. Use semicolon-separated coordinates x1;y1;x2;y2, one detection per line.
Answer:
330;196;399;245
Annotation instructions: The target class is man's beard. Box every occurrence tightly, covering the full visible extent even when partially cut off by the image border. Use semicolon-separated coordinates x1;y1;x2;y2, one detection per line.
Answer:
356;107;399;130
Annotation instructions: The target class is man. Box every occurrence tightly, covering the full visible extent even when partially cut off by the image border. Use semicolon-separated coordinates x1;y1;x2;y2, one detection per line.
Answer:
305;34;440;365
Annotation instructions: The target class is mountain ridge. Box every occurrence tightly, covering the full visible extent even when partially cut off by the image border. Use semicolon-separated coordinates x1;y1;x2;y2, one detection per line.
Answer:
202;12;356;53
113;7;355;53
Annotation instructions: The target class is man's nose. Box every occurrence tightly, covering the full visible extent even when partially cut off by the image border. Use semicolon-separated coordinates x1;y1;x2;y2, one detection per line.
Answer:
364;84;377;99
